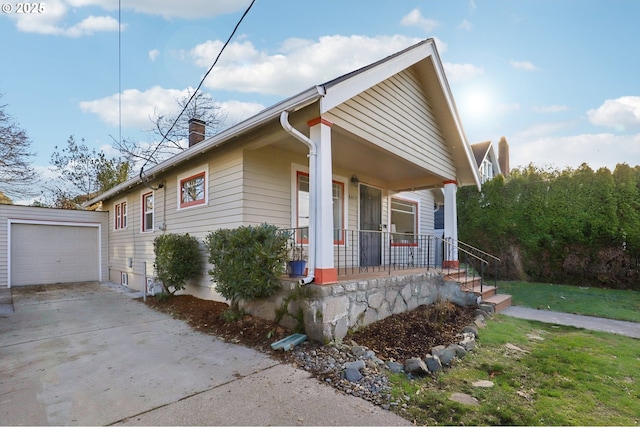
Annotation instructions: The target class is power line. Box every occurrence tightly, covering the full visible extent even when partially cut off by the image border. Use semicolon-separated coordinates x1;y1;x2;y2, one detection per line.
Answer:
140;0;257;184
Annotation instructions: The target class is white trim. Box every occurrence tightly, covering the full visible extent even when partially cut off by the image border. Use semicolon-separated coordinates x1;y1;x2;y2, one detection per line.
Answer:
113;198;128;231
7;219;103;288
389;192;421;233
176;164;210;211
388;193;421;240
290;163;349;243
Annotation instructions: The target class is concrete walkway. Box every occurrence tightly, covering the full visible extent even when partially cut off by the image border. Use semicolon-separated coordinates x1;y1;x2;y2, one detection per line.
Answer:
0;282;409;426
501;306;640;339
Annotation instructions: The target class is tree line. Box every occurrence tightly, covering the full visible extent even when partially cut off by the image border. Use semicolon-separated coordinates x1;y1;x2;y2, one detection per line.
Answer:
458;163;640;290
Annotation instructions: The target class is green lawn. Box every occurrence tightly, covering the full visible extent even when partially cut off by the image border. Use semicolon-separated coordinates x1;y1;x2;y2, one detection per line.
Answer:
497;281;640;323
390;315;640;426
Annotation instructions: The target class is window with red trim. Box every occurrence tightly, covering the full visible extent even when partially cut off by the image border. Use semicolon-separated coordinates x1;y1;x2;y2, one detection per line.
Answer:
114;201;127;230
142;192;154;232
296;171;344;244
179;172;206;208
390;198;418;246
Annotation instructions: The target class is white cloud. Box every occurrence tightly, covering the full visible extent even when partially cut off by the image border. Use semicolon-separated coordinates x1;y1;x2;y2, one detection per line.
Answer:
66;0;250;19
79;86;191;128
497;103;520;114
218;100;265;126
457;19;473;31
511;132;640;171
148;49;160;62
189;35;424;96
443;63;484;83
400;8;440;32
513;121;575;139
8;0;248;35
587;96;640;131
80;86;266;131
532;105;570;113
510;60;539;71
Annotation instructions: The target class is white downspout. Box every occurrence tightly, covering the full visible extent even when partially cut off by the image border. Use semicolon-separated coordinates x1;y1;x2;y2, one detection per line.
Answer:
280;111;316;285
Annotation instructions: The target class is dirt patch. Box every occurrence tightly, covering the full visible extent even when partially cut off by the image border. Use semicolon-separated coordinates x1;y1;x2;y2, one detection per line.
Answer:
140;295;477;361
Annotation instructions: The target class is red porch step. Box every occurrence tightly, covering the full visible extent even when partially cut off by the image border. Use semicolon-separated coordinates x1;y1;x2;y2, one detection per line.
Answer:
483;294;512;313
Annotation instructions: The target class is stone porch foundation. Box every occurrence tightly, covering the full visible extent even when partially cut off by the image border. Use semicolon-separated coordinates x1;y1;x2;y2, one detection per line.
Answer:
240;271;479;343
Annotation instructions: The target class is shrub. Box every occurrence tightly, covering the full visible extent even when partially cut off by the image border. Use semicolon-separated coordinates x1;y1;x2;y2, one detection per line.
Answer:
205;224;290;309
153;233;202;295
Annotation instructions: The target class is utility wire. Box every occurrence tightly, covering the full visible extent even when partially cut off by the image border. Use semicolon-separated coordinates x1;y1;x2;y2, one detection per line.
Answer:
140;0;257;184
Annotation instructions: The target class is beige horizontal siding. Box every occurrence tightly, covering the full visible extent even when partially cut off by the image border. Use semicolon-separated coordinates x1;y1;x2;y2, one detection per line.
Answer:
328;68;456;179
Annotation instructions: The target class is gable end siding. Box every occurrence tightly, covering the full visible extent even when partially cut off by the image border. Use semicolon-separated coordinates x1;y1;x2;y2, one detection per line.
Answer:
327;68;456;180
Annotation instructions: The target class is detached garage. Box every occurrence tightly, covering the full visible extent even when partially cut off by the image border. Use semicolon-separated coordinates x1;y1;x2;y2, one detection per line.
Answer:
0;205;108;287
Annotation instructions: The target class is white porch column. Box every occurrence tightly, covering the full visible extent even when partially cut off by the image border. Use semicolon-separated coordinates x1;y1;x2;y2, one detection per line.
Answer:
443;180;459;268
308;117;337;284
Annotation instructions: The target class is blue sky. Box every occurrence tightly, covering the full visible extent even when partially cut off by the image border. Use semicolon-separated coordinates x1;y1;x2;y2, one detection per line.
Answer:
1;0;639;203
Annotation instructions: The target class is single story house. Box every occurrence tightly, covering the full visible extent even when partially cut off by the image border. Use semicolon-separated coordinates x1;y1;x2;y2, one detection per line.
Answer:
85;38;481;301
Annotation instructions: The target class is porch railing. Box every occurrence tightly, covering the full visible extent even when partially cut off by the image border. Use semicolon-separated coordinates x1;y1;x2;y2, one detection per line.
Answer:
281;228;500;292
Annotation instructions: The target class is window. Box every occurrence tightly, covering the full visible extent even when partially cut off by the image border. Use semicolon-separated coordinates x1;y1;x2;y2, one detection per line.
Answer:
114;201;127;230
142;192;154;232
179;172;206;208
390;198;418;246
296;171;345;244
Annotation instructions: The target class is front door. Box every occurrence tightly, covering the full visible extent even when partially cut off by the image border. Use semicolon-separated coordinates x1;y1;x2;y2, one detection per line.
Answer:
359;184;382;267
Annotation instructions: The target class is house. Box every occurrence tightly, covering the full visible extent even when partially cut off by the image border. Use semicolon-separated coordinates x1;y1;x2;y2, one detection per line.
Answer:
470;136;510;184
86;38;481;304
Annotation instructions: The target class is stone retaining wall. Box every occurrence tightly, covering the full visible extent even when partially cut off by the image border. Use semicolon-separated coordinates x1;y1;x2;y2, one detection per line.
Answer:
240;271;479;343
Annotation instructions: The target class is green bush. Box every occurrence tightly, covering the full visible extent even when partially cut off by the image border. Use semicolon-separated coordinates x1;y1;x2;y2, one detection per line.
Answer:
153;233;202;295
205;224;290;309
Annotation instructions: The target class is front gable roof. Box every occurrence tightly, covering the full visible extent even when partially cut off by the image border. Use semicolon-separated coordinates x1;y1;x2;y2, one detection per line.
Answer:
87;38;480;206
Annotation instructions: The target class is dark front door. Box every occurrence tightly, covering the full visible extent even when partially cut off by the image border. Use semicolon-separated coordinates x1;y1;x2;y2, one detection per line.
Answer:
359;184;382;267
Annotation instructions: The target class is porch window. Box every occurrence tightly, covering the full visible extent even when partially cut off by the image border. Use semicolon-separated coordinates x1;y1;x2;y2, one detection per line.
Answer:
114;201;127;230
390;198;418;246
296;172;344;244
179;172;206;209
142;192;154;232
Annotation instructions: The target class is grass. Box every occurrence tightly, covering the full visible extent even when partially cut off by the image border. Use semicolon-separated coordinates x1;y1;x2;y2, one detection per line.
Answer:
389;315;640;426
497;281;640;323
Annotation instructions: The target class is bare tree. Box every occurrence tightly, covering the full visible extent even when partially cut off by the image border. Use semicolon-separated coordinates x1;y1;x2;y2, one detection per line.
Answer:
48;135;132;209
0;95;37;198
113;89;227;166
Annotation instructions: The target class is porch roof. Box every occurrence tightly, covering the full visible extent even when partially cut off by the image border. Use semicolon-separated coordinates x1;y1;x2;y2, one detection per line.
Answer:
87;38;480;206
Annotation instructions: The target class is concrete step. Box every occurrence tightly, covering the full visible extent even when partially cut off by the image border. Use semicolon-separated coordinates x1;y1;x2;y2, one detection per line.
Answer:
462;284;497;299
483;294;512;313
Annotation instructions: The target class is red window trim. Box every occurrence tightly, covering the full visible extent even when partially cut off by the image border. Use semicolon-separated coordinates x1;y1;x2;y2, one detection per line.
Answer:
296;171;345;245
179;171;207;209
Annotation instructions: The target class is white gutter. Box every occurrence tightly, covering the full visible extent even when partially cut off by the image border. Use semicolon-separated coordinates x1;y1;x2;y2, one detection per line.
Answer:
280;111;316;285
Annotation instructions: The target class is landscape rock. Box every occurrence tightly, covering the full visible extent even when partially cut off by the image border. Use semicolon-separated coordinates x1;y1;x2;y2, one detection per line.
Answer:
431;345;446;357
437;348;456;366
450;392;480;406
472;380;495;388
447;343;467;358
462;325;479;338
474;315;487;328
459;333;476;351
424;354;443;372
404;357;428;374
345;360;365;371
385;361;404;373
343;367;363;382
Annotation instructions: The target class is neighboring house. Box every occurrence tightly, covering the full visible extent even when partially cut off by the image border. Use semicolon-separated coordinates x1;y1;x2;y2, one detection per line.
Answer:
471;140;501;184
86;38;481;299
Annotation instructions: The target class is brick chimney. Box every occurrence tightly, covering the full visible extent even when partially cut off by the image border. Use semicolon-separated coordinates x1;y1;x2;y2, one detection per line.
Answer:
188;118;206;147
498;136;510;176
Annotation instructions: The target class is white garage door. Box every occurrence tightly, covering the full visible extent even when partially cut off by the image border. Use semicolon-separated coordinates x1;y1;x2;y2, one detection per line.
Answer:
10;223;100;286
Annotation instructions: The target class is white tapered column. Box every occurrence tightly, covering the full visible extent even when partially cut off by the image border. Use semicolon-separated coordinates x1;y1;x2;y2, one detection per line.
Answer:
308;117;337;284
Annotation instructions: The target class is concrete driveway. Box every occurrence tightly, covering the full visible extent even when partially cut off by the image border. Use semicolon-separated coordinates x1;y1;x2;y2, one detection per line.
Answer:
0;282;409;426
